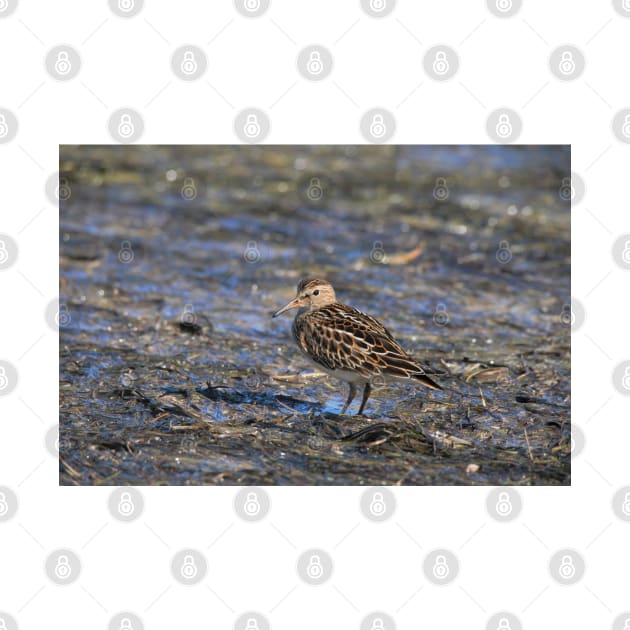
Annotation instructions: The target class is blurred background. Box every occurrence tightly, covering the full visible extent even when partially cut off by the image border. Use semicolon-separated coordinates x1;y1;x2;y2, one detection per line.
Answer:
59;145;570;486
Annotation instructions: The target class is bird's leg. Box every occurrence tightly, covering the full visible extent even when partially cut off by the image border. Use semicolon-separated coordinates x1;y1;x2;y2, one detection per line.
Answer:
339;382;357;415
357;382;372;415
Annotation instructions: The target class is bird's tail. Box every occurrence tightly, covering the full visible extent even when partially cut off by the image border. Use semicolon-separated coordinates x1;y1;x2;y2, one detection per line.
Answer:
381;354;444;390
412;371;443;391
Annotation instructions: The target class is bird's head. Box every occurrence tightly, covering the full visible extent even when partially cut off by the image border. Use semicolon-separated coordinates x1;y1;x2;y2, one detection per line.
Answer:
272;278;336;317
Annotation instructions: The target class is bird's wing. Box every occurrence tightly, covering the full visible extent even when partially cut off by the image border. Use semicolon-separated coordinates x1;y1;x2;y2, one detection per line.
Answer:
295;304;441;389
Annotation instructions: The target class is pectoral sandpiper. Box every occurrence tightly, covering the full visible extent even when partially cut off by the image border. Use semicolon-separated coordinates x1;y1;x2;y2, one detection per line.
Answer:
272;278;442;415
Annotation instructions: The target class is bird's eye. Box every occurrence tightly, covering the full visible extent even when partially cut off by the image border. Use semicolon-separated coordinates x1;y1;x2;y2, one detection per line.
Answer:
312;290;320;296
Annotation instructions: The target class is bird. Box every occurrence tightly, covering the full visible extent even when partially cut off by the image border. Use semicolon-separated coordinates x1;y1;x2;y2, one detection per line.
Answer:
272;278;442;415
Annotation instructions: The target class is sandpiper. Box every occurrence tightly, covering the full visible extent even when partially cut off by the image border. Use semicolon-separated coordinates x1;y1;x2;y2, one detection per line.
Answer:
272;278;442;415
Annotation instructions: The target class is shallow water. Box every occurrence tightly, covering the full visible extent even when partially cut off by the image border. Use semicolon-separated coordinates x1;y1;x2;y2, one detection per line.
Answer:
59;145;570;486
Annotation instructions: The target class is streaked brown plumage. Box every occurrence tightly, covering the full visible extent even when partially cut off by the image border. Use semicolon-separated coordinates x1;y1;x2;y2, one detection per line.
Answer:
272;278;442;415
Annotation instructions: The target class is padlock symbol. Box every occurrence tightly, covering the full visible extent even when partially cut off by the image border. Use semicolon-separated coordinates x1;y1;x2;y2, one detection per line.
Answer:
181;435;197;452
118;0;134;11
560;304;573;327
621;492;630;516
244;0;261;11
118;240;134;263
371;619;385;630
181;304;196;324
245;373;261;390
57;304;71;327
558;177;573;201
495;114;512;138
433;177;449;200
181;50;198;75
369;492;386;516
118;114;135;139
307;51;323;75
370;240;385;263
433;303;449;326
57;176;72;201
622;114;630;138
54;51;72;76
245;618;259;630
495;491;513;516
623;366;630;390
306;554;323;579
54;554;72;579
307;177;323;201
432;51;449;76
244;114;261;138
496;240;512;263
432;554;449;579
0;239;8;264
181;555;198;579
0;367;8;390
0;114;8;138
181;177;197;200
118;491;135;516
369;114;386;138
120;371;135;388
0;492;8;516
558;554;576;579
119;617;134;630
495;0;512;11
497;618;511;630
622;240;630;264
558;51;576;75
369;0;386;11
244;492;261;515
243;240;261;263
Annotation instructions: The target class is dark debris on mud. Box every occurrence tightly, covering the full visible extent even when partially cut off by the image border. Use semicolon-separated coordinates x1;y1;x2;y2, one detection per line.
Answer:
60;352;570;486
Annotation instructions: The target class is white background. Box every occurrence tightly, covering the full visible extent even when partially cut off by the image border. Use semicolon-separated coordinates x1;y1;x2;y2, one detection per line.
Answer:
1;0;629;628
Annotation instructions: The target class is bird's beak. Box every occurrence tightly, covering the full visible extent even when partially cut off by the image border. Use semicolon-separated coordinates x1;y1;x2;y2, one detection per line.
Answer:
272;296;302;318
